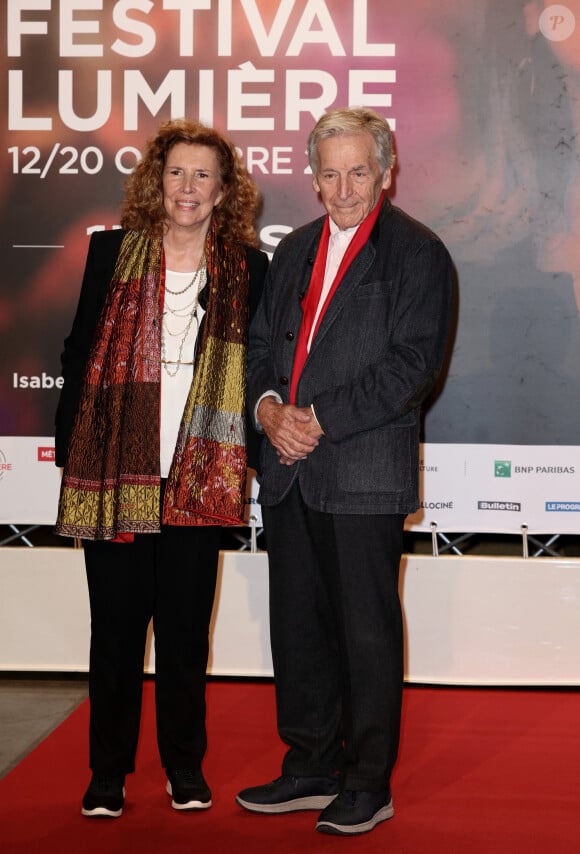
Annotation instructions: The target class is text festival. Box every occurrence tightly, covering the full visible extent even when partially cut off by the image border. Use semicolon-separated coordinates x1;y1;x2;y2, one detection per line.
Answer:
7;0;396;132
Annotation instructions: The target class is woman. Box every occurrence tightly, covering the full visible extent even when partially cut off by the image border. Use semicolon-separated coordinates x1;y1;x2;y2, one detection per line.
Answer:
54;119;268;818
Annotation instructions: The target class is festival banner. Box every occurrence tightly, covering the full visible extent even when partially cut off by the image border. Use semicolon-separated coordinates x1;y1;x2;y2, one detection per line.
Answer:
1;1;579;532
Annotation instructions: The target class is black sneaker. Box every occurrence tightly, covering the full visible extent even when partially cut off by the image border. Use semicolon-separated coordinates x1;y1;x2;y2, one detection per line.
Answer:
81;774;125;818
166;769;212;810
236;774;339;814
316;789;394;835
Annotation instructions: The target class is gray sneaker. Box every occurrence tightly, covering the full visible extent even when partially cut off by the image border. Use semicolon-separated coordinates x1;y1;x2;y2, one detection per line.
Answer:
316;789;394;835
236;774;339;814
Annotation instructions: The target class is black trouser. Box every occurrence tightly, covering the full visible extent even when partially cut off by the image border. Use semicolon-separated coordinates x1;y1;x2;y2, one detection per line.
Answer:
263;483;405;792
83;523;220;775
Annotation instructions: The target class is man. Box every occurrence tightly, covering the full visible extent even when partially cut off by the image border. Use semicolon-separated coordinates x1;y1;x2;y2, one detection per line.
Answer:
236;108;454;836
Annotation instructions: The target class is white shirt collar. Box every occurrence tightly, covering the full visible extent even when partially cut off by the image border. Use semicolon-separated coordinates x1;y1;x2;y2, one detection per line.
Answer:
329;218;358;239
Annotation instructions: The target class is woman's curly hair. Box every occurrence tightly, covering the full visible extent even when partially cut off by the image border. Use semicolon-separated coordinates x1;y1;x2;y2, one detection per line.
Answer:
120;119;262;247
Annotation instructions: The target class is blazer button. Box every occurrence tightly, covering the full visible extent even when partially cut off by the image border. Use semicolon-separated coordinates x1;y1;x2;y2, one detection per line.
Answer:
279;376;289;385
285;331;294;341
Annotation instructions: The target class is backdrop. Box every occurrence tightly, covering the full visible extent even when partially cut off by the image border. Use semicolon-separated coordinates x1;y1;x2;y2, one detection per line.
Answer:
1;0;579;532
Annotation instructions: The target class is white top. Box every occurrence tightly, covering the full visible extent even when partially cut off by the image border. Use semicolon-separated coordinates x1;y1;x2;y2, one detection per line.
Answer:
307;219;357;350
160;268;206;477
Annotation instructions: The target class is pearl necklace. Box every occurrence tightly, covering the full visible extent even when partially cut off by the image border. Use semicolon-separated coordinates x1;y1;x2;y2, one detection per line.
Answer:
162;263;206;377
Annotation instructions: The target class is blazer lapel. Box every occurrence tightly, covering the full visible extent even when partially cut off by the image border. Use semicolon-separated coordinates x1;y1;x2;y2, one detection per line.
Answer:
307;236;377;356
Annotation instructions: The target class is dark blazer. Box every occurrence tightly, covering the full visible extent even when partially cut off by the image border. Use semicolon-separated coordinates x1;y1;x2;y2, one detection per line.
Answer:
55;228;268;468
248;198;455;515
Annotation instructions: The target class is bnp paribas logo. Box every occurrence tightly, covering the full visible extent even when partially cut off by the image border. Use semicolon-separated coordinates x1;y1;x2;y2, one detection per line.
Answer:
494;460;511;478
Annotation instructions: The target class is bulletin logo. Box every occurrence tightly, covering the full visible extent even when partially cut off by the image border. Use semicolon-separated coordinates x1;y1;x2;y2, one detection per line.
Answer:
494;460;511;478
478;500;521;512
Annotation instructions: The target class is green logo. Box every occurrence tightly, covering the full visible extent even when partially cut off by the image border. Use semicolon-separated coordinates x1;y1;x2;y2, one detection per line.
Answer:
494;460;511;478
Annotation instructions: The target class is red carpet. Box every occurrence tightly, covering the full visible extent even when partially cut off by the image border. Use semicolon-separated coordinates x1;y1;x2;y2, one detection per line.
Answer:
0;681;578;853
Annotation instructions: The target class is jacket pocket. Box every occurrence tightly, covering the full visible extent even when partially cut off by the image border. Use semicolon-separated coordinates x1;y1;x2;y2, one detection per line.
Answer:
353;279;393;299
337;422;413;494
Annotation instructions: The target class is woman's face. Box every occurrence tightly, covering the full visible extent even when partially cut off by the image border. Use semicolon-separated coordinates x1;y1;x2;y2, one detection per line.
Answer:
162;142;224;236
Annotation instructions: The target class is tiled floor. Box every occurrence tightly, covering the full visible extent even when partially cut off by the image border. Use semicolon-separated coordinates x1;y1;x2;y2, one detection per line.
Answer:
0;677;88;780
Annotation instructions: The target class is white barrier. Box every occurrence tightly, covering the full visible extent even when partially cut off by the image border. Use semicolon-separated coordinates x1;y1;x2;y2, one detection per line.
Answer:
1;548;579;685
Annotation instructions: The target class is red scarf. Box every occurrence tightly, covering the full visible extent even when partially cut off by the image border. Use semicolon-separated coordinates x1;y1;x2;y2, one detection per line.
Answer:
289;192;384;404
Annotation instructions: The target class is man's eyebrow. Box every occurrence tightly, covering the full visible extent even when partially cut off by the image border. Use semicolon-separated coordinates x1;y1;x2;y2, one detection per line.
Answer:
321;164;368;172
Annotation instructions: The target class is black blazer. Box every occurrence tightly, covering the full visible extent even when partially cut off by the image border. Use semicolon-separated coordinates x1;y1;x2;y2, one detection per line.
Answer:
55;228;268;469
248;198;455;515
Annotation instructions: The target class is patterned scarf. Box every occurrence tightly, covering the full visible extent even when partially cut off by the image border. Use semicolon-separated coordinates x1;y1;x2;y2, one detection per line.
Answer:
56;225;249;540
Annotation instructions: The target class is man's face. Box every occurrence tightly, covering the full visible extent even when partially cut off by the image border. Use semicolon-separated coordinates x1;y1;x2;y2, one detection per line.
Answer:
312;133;391;230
